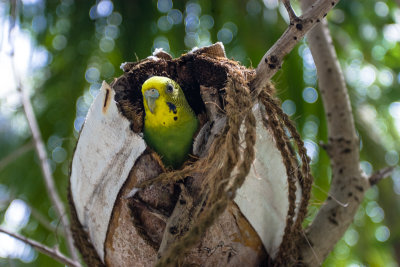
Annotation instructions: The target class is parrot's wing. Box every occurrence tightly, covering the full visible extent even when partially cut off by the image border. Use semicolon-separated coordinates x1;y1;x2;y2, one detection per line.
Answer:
70;81;146;261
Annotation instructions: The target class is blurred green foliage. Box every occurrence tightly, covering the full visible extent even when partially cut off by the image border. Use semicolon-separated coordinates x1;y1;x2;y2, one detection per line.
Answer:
0;0;399;266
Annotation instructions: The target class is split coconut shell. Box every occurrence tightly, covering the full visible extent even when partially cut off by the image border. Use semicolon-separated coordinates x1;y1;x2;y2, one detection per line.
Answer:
69;43;312;267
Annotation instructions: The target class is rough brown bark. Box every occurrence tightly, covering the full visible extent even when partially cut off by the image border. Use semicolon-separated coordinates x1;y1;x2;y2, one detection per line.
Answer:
298;1;368;265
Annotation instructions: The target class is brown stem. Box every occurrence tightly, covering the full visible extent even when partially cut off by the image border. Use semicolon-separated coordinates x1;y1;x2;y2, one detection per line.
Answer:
369;167;395;186
251;0;340;93
8;2;79;261
0;227;80;267
298;0;368;265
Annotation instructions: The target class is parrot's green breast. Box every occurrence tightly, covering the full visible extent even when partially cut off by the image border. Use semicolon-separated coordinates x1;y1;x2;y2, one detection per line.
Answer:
144;117;198;169
141;76;199;169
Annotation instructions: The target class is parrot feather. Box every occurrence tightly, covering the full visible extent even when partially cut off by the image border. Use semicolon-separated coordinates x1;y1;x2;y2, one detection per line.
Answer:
141;76;199;169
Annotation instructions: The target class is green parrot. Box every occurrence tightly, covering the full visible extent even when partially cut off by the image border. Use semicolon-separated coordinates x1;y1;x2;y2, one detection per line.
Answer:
141;76;199;169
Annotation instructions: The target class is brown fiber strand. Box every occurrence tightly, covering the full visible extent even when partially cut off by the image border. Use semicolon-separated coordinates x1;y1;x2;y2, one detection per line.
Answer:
259;90;313;266
132;53;312;266
259;91;298;266
155;69;257;267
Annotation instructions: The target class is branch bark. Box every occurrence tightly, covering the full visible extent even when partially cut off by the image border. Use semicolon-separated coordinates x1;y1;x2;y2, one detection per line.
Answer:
15;70;80;262
0;227;80;267
252;0;340;93
297;1;368;265
8;5;79;260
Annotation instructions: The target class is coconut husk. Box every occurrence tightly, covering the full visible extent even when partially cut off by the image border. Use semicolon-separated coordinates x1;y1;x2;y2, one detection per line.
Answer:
68;43;312;267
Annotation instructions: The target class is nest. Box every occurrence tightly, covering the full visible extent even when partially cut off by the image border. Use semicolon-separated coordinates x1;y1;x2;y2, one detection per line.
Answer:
69;43;312;267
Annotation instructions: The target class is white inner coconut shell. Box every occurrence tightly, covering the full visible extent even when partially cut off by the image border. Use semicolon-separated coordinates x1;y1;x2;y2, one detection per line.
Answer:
234;104;302;258
70;81;146;261
70;75;302;262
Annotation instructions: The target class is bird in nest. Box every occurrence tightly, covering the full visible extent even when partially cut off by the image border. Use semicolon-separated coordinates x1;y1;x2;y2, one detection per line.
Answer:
141;76;199;169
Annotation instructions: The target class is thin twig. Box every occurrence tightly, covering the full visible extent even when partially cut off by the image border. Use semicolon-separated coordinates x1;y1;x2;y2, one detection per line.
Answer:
28;204;60;234
251;0;340;93
8;2;79;262
0;227;80;267
369;167;395;186
0;142;34;172
282;0;299;23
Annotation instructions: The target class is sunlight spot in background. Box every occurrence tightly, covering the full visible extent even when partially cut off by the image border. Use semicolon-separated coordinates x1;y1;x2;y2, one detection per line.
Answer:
367;85;381;100
375;225;390;242
47;135;62;151
200;15;213;29
99;37;115;52
375;2;389;17
97;0;113;17
21;0;42;4
168;9;183;25
304;139;319;164
392;167;400;195
0;16;49;136
107;12;122;26
360;24;377;41
0;233;36;262
217;28;233;44
334;241;350;260
158;15;173;31
185;13;200;32
300;45;317;86
385;150;399;166
359;65;376;87
360;161;373;176
247;0;261;16
388;102;400;135
85;67;100;83
383;24;400;43
4;200;31;230
52;34;67;50
366;201;384;223
365;186;379;200
282;99;296;116
344;228;359;247
378;69;393;87
0;200;35;262
330;9;345;24
263;8;278;24
371;45;386;61
181;2;214;49
262;0;279;10
186;2;201;16
302;120;319;139
52;146;67;163
302;87;318;103
153;36;170;52
157;0;173;13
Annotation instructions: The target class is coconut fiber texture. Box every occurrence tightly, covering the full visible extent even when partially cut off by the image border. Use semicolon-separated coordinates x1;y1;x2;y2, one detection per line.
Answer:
68;43;313;267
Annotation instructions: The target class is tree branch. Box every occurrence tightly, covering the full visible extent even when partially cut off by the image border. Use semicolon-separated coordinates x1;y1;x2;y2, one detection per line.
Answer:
369;167;394;186
297;0;369;265
8;3;79;261
28;203;60;234
14;64;80;263
0;227;80;267
252;0;340;93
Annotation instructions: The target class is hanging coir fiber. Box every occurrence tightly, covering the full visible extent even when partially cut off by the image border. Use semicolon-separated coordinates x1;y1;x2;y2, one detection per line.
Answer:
68;42;312;267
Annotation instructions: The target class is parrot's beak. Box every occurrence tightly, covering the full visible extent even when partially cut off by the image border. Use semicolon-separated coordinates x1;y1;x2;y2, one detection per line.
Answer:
144;88;160;114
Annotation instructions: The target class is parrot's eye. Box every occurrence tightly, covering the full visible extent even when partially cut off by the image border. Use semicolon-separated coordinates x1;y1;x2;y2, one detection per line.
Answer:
166;84;174;93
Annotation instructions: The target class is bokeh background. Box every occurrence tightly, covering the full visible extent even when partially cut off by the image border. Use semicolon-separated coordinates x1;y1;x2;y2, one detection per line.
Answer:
0;0;399;266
